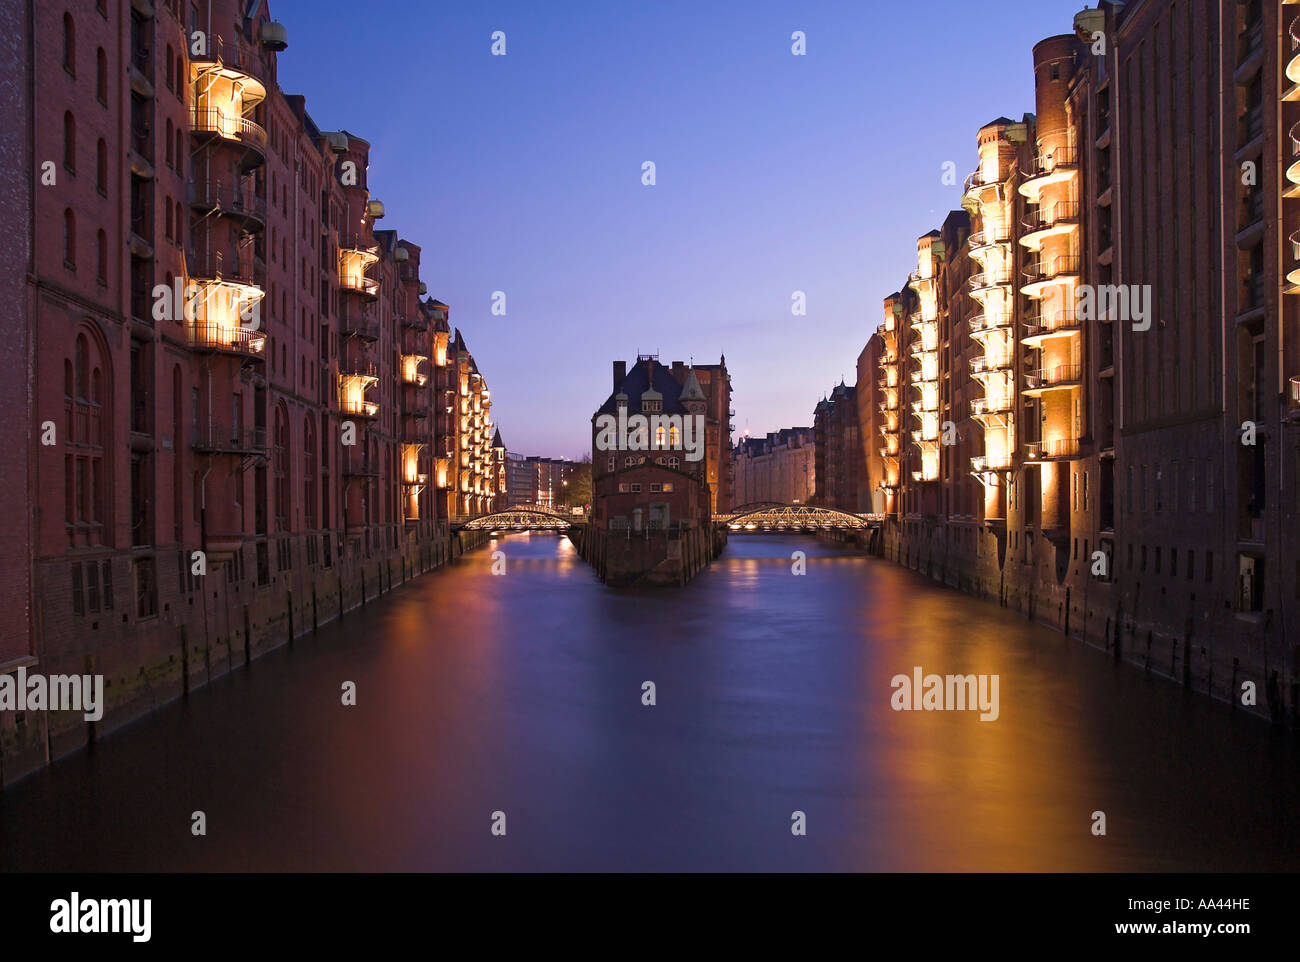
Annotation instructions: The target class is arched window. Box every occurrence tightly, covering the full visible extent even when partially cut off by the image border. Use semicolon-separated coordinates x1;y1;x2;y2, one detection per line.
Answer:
669;425;679;446
63;112;75;171
96;229;106;283
96;138;107;193
175;128;184;175
63;209;75;268
303;417;317;529
655;425;666;448
607;457;615;471
165;45;174;91
165;119;173;167
174;199;184;244
66;328;109;546
669;457;680;469
96;48;107;103
273;405;290;531
172;365;183;542
164;201;173;240
175;54;184;102
63;13;75;75
624;456;634;467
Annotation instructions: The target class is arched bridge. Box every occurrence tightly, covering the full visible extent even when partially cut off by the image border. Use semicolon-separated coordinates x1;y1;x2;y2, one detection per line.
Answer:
452;506;579;532
714;503;883;531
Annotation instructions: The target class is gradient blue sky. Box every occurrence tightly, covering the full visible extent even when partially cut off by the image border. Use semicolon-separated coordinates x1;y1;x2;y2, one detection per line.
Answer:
275;0;1085;459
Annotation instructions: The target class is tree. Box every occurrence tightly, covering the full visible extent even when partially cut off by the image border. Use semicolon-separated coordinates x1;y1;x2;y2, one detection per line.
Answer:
560;455;592;508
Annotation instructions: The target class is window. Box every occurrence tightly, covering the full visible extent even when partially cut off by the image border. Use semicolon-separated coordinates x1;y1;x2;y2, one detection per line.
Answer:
63;13;75;75
96;48;107;104
669;457;680;469
63;209;75;268
96;229;107;283
96;138;107;194
606;457;615;471
1206;551;1214;584
165;119;173;167
175;128;183;175
624;456;634;467
134;557;158;618
630;484;641;493
165;45;174;91
650;483;662;493
63;111;75;171
662;483;673;492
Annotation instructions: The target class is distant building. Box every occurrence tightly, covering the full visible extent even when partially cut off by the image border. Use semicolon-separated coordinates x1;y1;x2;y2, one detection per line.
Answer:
812;382;859;511
733;428;814;506
591;355;712;531
667;357;733;511
505;452;532;506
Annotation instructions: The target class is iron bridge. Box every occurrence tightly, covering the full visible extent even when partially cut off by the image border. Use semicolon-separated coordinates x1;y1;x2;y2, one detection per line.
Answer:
714;503;883;531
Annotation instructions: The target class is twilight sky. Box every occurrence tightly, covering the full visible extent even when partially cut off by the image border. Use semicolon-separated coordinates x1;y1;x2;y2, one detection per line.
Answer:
275;0;1086;459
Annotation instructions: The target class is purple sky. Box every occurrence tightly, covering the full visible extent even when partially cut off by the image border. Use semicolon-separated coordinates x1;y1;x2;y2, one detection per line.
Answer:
275;0;1087;459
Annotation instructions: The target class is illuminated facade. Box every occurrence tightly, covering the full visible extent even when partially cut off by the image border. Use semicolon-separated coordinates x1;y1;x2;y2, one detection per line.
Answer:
856;1;1299;723
5;0;499;781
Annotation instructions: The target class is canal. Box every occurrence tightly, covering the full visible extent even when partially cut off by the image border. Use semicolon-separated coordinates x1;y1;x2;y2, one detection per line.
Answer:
3;533;1297;871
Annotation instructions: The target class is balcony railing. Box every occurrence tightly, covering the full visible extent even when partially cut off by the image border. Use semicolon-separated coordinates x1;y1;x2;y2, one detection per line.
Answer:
339;273;380;298
971;396;1013;417
963;169;1003;195
1028;146;1079;178
969;270;1014;293
1022;201;1080;234
1023;310;1081;337
338;397;379;419
188;321;266;356
342;456;380;477
971;454;1014;473
969;228;1013;251
968;312;1012;335
188;249;259;287
1023;255;1082;285
1024;437;1081;460
970;354;1013;375
194;426;267;454
191;108;268;154
1025;364;1083;390
188;180;267;228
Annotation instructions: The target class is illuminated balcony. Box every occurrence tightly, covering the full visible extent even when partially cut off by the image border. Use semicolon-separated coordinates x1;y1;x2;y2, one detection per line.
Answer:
342;454;380;478
969;227;1012;257
879;446;900;461
1020;201;1080;249
1288;231;1300;292
1024;438;1081;461
339;236;380;300
1024;363;1083;396
970;354;1013;376
968;270;1014;295
967;312;1013;337
1286;16;1300;101
908;269;938;295
878;397;898;413
187;180;266;232
963;168;1004;199
971;454;1014;473
1021;255;1081;298
911;428;939;445
338;363;379;419
1287;121;1300;195
1023;309;1082;345
190;34;267;101
1018;146;1079;201
401;354;429;386
970;396;1013;418
188;321;266;357
340;308;380;341
190;108;267;169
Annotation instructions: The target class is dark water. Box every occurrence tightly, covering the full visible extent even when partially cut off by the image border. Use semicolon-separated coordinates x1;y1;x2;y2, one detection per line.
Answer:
3;534;1298;871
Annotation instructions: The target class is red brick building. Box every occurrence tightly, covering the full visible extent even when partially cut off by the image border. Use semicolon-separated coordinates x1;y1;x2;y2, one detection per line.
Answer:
855;0;1300;724
5;0;500;782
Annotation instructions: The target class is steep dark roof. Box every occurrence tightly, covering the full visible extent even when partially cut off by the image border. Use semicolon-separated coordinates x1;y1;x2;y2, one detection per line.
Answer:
983;116;1016;129
595;358;690;417
491;428;505;449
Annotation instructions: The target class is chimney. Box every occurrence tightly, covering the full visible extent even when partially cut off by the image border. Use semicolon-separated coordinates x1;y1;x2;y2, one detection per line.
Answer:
613;360;626;391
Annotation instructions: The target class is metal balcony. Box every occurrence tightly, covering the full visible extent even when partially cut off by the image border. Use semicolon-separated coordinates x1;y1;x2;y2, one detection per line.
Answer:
1023;309;1082;343
190;108;267;167
1024;363;1083;395
187;180;266;232
1020;200;1080;247
187;321;266;357
968;270;1014;295
1024;437;1081;461
193;426;267;455
1018;145;1079;199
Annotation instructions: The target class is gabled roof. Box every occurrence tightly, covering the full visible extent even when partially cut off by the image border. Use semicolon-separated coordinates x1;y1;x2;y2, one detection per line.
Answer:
595;357;690;417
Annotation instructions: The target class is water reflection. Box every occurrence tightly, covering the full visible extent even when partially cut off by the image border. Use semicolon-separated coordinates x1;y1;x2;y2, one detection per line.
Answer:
2;533;1296;871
